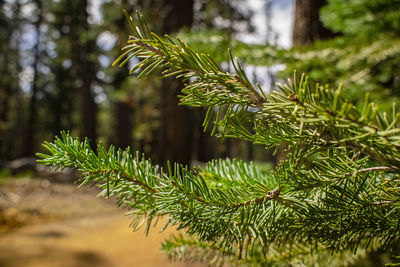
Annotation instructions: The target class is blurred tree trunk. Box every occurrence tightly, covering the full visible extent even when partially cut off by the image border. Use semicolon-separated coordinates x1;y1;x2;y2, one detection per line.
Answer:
292;0;335;46
79;46;97;149
79;0;97;149
157;0;195;166
195;109;215;162
23;0;44;157
11;1;24;159
107;2;135;150
48;65;73;136
0;0;9;125
115;100;133;149
0;0;11;158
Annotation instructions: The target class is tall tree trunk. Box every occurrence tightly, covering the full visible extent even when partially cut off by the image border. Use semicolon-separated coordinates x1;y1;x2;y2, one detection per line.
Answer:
11;0;24;159
112;8;134;150
157;0;195;166
80;45;97;148
292;0;335;46
159;78;194;165
73;0;97;149
195;109;215;163
0;0;9;124
0;0;11;158
23;0;43;157
115;100;133;149
50;66;72;136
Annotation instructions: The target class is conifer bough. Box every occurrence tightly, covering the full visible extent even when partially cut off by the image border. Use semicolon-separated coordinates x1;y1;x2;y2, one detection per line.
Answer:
37;11;400;266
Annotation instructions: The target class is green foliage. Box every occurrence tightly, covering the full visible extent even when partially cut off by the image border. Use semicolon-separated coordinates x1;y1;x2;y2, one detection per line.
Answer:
38;11;400;266
183;0;400;110
0;168;11;178
283;0;400;108
320;0;400;37
280;35;400;108
177;29;282;66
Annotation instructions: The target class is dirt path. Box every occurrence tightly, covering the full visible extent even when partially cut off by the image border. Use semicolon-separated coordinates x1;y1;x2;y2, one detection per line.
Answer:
0;178;203;267
0;213;196;267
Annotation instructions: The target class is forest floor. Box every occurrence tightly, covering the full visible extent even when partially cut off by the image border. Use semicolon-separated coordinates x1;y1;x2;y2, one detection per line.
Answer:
0;176;204;267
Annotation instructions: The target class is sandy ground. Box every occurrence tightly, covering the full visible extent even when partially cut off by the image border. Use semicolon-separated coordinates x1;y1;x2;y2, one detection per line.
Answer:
0;177;204;267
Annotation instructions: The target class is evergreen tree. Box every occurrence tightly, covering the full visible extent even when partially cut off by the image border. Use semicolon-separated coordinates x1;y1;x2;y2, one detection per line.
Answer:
38;12;400;266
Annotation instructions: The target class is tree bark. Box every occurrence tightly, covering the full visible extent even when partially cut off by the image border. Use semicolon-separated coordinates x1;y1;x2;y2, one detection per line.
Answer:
0;0;9;125
80;45;97;148
0;0;11;158
156;0;195;166
159;78;194;165
115;100;133;149
72;0;97;149
292;0;335;46
111;7;134;150
195;109;215;163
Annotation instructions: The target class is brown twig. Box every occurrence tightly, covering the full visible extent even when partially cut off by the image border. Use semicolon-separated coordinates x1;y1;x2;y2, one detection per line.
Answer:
88;169;156;194
367;200;395;206
234;75;265;107
229;187;282;208
344;166;397;178
128;36;165;57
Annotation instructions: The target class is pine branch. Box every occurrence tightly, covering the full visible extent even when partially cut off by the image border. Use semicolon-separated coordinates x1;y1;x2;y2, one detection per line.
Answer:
115;12;400;170
36;11;400;266
113;11;266;109
38;132;299;253
87;169;156;194
38;131;400;262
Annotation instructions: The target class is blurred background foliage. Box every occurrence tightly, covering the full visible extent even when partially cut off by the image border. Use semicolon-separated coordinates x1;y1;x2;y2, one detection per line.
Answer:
0;0;269;165
0;0;399;167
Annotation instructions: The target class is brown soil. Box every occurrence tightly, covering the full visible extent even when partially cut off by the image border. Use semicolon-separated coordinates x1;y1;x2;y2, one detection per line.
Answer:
0;177;204;267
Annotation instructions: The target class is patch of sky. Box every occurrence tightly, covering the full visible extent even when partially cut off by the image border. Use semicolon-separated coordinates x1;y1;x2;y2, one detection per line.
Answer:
233;0;294;93
88;0;104;24
97;31;117;51
20;24;36;51
63;59;72;69
98;54;111;68
19;67;34;94
236;0;294;48
46;41;57;59
93;84;107;103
